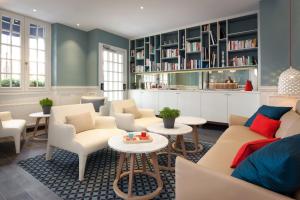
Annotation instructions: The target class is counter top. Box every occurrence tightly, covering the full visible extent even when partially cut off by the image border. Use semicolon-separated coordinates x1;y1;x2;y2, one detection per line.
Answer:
129;89;260;94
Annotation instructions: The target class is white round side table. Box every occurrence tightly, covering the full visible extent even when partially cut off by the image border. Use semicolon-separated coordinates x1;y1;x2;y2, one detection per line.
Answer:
29;112;51;141
174;116;207;153
108;132;168;200
147;123;192;171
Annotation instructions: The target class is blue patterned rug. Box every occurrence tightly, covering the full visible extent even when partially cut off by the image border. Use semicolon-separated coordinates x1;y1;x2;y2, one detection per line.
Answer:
18;141;212;200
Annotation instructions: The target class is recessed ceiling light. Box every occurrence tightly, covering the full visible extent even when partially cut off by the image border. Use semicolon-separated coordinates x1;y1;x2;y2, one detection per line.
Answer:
140;6;144;10
33;9;37;12
76;24;80;27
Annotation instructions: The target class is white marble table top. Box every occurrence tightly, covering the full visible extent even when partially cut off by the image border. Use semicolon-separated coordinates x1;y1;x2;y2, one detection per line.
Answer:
147;123;192;136
29;112;51;118
108;132;168;154
176;116;207;126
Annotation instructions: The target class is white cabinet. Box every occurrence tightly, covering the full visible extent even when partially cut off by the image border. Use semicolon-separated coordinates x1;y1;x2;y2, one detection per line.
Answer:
129;90;142;107
158;91;179;111
140;90;159;114
228;93;260;118
201;92;228;123
178;91;201;117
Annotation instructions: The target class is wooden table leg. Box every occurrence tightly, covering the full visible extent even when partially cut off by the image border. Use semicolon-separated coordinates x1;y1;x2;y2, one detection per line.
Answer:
150;152;163;189
45;117;49;134
178;135;187;158
33;117;41;138
115;153;126;180
167;136;172;169
192;125;199;152
128;153;136;197
141;153;147;172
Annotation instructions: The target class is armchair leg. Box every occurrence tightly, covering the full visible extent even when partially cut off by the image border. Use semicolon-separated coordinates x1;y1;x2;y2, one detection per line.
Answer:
79;155;87;181
46;144;55;160
13;134;20;154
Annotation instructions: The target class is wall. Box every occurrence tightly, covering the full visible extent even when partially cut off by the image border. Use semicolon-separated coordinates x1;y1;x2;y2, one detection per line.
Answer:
86;29;129;86
51;23;88;86
260;0;300;86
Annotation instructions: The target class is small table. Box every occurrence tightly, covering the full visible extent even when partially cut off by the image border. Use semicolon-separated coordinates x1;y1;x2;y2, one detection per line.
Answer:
29;112;50;141
147;123;192;171
173;116;207;153
108;132;168;200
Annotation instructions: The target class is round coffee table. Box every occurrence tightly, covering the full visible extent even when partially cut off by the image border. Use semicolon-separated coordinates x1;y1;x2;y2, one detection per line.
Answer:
29;112;51;141
147;123;192;171
108;132;168;200
173;116;207;153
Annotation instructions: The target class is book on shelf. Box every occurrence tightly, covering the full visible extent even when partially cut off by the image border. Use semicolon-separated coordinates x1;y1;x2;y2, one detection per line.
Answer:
178;56;185;70
136;50;144;59
135;65;144;73
228;38;257;51
149;45;154;54
231;56;257;66
202;47;209;60
186;59;201;69
162;48;178;58
186;41;201;52
210;52;217;67
130;50;135;57
162;62;178;71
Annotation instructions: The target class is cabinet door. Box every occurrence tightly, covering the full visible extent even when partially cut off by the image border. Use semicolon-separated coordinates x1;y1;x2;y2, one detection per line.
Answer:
228;93;260;118
178;92;201;117
140;91;159;114
128;90;142;107
158;91;179;111
201;93;228;123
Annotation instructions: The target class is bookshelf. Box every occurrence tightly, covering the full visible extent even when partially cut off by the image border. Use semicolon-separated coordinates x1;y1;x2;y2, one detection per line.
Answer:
129;13;258;87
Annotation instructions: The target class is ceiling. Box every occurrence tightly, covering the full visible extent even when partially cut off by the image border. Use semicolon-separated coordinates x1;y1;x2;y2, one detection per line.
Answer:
0;0;259;39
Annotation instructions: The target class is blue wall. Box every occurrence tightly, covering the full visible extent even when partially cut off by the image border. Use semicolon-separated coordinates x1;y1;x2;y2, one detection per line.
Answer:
260;0;300;86
51;24;129;86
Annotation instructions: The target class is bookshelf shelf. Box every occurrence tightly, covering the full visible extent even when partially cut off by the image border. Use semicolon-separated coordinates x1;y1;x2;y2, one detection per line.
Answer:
186;51;201;54
161;57;178;60
136;58;145;61
161;43;178;48
228;47;258;53
186;36;201;42
228;29;257;37
136;46;144;50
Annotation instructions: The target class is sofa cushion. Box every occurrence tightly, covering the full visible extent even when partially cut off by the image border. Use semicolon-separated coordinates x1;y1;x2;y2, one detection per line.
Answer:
198;125;266;175
231;138;280;168
135;117;162;131
276;110;300;138
123;106;142;119
66;112;94;133
232;134;300;197
250;114;281;138
245;105;292;127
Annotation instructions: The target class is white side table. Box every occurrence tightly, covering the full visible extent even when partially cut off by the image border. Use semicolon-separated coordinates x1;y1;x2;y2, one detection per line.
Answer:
174;116;207;153
147;123;192;171
29;112;50;141
109;132;168;200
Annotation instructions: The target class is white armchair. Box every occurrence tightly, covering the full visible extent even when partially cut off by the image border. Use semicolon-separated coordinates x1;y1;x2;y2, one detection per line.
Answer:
111;99;162;131
0;111;26;154
46;103;126;181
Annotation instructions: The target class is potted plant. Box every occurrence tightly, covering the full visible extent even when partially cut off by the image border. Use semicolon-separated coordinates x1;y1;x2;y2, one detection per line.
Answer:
40;98;53;114
159;107;180;128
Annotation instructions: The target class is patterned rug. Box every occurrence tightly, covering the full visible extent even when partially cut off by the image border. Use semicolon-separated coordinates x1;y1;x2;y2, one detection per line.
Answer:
18;141;212;200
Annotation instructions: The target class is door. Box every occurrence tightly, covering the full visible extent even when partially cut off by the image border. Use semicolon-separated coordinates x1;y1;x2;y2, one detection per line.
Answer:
99;43;127;101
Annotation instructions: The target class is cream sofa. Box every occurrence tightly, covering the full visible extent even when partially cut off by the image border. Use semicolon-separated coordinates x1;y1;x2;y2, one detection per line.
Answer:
0;111;26;154
176;102;300;200
46;103;127;181
110;99;162;131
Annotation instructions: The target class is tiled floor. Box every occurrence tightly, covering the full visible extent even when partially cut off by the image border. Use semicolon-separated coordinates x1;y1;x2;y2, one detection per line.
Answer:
0;124;226;200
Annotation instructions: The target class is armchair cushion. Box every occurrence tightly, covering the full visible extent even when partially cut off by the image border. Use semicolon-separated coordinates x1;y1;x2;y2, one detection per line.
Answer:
66;112;94;133
123;105;142;119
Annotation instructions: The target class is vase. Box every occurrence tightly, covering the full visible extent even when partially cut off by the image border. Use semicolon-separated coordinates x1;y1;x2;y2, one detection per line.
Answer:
163;118;175;129
42;106;51;114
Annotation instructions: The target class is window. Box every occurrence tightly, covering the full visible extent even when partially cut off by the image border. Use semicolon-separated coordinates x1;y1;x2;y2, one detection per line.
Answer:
0;16;21;88
0;10;50;91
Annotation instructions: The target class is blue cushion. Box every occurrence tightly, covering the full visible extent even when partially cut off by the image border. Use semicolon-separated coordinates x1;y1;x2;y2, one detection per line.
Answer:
245;105;292;127
232;134;300;197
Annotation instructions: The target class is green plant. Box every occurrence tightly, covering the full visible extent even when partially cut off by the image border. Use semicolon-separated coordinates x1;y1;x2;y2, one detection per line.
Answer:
159;107;180;119
1;79;10;87
39;98;53;107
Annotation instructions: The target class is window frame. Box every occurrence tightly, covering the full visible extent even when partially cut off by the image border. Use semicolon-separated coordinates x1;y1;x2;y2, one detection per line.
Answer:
0;9;51;93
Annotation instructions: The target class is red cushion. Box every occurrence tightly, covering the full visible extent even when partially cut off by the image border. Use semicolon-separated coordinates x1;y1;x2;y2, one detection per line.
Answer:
231;138;280;168
250;114;281;138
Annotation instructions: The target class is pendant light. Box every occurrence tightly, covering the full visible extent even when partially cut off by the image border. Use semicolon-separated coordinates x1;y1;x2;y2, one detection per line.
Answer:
278;0;300;96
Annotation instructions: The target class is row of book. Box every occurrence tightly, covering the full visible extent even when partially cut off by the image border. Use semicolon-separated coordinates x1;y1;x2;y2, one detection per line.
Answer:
136;50;144;59
186;59;201;69
162;48;178;58
228;39;257;51
186;41;201;52
162;62;179;71
231;56;257;66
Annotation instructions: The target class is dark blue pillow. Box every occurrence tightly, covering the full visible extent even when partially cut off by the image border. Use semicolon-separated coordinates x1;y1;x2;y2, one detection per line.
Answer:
232;134;300;197
245;105;292;127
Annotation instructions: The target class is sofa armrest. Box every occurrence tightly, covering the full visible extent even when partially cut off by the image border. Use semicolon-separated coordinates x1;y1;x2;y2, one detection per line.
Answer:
114;113;135;131
0;111;12;121
138;108;156;118
95;116;117;129
48;123;76;143
176;157;292;200
229;114;249;126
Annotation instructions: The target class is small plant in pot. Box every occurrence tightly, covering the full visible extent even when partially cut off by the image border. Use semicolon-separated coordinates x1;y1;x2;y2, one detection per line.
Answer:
159;107;180;129
40;98;53;114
